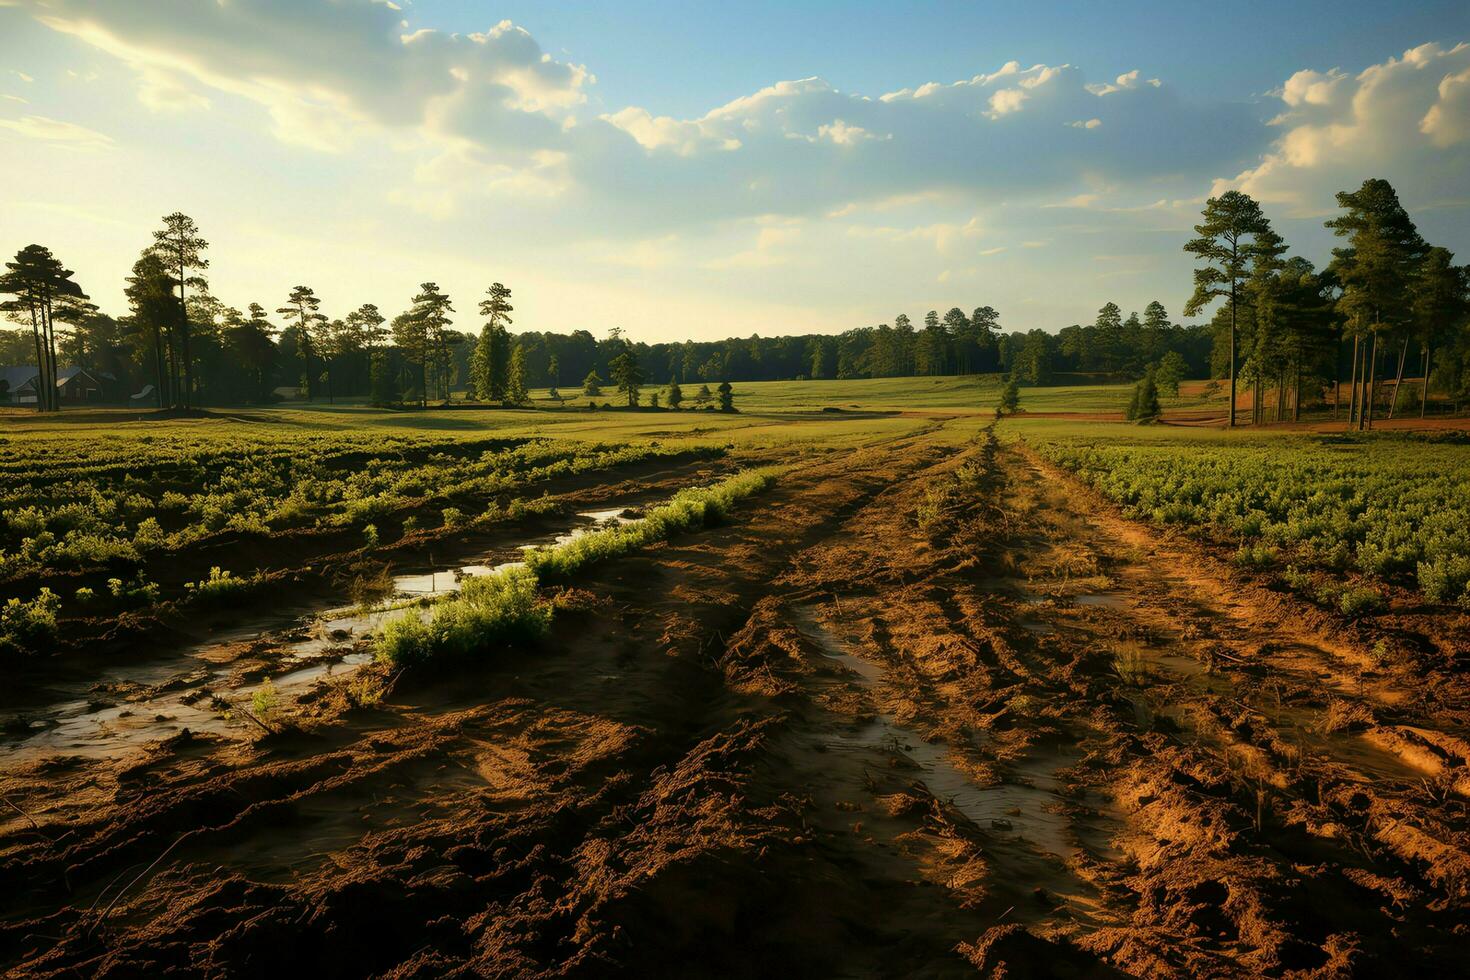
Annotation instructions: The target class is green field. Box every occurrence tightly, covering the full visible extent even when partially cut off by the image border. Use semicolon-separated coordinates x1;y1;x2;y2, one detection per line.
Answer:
4;374;1469;658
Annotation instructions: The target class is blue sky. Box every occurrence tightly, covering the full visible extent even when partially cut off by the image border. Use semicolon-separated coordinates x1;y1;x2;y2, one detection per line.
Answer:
459;1;1470;113
2;1;1468;341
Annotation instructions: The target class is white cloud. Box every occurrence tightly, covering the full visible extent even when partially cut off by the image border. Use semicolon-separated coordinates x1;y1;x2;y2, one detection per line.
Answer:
14;1;1271;225
10;70;33;83
1217;42;1470;213
1086;70;1160;96
24;1;588;154
0;113;112;148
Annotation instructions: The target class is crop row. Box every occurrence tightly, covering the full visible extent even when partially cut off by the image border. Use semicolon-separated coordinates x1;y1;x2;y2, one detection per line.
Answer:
1031;434;1470;608
377;468;779;667
0;434;708;582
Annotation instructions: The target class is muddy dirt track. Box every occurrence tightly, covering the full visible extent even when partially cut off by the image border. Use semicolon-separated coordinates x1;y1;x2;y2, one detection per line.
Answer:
3;424;1470;978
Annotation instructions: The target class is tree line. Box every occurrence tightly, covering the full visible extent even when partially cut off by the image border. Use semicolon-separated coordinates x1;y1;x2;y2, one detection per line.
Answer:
1181;178;1470;427
3;182;1466;415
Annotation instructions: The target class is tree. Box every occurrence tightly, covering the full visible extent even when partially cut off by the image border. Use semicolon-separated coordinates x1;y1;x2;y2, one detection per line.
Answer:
717;379;734;411
547;354;560;387
1243;226;1289;424
1410;246;1466;416
666;376;683;409
695;383;711;406
473;283;513;401
1092;302;1124;374
996;379;1020;416
1327;180;1426;429
2;245;92;412
408;283;454;405
506;342;528;405
582;369;603;397
1155;351;1188;399
348;303;387;348
369;349;400;406
122;252;177;408
149;213;208;408
277;286;327;400
221;302;277;403
1184;191;1272;427
610;350;643;407
1127;369;1162;423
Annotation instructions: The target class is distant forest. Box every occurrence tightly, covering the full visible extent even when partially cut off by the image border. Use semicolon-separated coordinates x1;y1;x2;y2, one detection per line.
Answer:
3;176;1467;414
0;231;1209;407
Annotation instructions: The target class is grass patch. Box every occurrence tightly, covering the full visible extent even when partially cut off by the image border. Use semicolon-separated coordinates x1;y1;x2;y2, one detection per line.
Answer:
377;565;551;668
524;468;779;583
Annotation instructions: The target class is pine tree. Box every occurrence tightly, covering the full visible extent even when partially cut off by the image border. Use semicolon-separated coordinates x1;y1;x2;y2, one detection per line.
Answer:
666;375;683;409
476;283;513;401
1326;179;1425;429
582;369;603;397
1184;191;1272;427
506;342;528;405
277;286;326;400
149;213;208;408
610;350;643;407
717;379;734;411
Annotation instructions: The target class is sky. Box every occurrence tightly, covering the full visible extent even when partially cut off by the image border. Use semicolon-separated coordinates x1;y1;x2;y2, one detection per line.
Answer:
2;0;1469;342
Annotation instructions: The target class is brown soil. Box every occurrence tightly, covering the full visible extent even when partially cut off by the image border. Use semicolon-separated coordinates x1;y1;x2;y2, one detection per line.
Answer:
2;427;1467;977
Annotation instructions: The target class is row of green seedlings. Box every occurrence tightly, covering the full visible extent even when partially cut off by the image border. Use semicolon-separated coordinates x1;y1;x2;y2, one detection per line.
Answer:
0;494;571;660
375;468;779;668
0;566;268;659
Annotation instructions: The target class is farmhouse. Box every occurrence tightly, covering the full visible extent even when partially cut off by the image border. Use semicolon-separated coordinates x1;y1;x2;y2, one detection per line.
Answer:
0;365;119;405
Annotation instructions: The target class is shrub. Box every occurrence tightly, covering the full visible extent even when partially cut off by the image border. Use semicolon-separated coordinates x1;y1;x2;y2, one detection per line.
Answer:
108;573;160;606
252;678;280;724
1339;586;1386;618
377;565;551;667
1418;555;1470;605
0;588;61;658
74;586;95;605
132;516;167;551
441;506;464;529
186;567;259;605
363;523;380;548
1233;543;1278;570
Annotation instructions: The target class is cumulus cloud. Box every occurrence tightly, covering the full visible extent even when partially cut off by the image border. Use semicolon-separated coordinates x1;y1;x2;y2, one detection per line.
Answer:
1219;42;1470;213
569;60;1265;227
22;0;588;153
14;0;1271;227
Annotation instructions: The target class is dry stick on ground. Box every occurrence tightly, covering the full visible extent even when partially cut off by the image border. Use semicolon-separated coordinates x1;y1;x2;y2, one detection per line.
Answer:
1;792;41;831
86;832;195;938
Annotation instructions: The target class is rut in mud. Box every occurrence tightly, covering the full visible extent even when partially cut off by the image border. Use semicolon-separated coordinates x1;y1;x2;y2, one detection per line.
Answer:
2;428;1468;977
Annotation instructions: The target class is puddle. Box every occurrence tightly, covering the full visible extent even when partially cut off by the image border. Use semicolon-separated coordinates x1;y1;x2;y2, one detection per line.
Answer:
3;506;643;761
791;604;1092;859
391;508;636;598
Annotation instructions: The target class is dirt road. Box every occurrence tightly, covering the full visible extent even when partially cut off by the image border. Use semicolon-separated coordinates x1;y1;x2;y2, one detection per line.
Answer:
3;428;1468;977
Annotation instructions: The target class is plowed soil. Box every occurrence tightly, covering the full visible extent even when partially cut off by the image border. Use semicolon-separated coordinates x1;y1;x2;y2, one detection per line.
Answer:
3;426;1468;977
